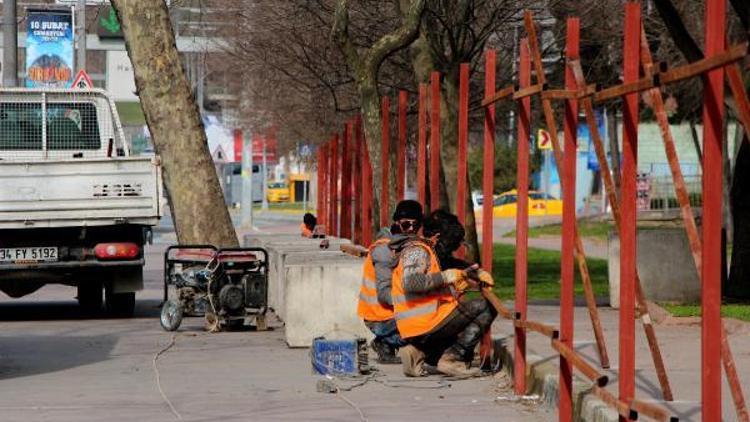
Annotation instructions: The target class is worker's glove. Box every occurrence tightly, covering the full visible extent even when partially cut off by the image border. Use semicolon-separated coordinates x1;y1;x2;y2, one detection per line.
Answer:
477;269;495;287
442;269;470;291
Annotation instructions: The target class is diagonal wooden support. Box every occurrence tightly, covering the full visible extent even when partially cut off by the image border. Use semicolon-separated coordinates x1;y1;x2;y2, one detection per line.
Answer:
524;10;610;369
639;29;748;421
569;57;673;402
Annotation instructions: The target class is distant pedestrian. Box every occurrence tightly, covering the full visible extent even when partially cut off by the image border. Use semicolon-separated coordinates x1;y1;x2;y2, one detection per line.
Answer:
301;213;317;238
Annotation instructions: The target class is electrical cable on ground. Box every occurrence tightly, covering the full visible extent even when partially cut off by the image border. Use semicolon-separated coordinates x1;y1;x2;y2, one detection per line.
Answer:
153;333;183;422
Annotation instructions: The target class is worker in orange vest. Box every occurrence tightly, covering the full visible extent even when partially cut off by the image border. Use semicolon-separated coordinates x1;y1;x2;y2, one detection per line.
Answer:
392;210;495;377
357;200;423;364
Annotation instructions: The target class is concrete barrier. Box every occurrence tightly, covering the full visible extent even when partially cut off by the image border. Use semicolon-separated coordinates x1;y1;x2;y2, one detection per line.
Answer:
608;228;700;307
283;254;372;347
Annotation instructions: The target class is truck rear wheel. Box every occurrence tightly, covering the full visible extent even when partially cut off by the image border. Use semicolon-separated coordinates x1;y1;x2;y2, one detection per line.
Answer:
105;289;135;317
78;282;103;314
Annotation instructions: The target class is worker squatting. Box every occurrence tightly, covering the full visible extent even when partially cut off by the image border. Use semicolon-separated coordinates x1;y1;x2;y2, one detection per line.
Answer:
304;200;497;377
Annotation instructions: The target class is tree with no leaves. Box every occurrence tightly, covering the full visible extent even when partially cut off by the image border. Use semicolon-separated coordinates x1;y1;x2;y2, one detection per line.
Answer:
111;0;238;247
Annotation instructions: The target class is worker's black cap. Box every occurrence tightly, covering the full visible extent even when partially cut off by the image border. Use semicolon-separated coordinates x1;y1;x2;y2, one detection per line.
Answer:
392;200;424;222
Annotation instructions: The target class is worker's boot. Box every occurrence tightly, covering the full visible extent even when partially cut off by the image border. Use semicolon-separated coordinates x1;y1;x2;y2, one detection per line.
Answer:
437;351;480;378
399;344;427;377
371;339;401;364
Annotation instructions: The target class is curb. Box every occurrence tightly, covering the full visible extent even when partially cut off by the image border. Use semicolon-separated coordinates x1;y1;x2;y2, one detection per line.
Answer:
492;336;618;422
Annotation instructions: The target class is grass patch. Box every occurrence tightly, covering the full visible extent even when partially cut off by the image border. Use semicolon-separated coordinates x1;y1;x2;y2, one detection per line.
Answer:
660;303;750;322
490;243;609;300
504;220;612;240
115;101;146;125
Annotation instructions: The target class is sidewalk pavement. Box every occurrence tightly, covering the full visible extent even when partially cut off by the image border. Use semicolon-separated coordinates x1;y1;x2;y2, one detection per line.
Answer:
490;301;750;421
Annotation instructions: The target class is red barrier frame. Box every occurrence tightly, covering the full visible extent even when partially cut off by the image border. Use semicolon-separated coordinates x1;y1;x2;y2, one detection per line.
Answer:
482;51;496;273
381;96;391;228
397;90;407;201
702;1;725;420
318;143;328;228
340;122;352;239
418;83;428;206
352;118;362;244
456;63;469;259
430;72;441;211
361;119;373;246
559;18;579;421
512;40;530;395
330;133;339;236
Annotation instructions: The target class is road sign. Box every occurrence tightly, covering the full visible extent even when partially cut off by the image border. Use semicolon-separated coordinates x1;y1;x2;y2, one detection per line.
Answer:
71;70;94;89
537;128;552;150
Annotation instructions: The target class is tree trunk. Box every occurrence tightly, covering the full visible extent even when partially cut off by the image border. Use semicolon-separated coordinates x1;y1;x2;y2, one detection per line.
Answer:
111;0;238;247
357;74;384;233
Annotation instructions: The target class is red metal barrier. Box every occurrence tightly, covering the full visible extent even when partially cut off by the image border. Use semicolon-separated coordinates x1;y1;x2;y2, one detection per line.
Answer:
330;133;339;236
341;122;352;239
620;4;640;417
397;90;407;201
353;118;362;245
482;51;496;274
514;40;530;395
430;72;441;211
381;96;391;228
559;18;579;421
456;63;469;259
702;1;725;420
318;143;328;228
418;83;428;207
361;119;373;246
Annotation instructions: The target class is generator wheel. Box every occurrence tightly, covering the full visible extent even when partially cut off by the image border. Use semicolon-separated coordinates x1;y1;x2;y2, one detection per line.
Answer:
160;300;184;331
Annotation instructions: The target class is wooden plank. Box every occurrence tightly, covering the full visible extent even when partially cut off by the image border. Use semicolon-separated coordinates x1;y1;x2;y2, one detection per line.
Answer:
481;84;514;107
551;338;608;387
512;83;545;100
660;42;747;85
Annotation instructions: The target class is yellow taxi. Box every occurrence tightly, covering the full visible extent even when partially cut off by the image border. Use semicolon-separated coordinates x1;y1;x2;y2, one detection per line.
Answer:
267;182;290;203
493;189;563;218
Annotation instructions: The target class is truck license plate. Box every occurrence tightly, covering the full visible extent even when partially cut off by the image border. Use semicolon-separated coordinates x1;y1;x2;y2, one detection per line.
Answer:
0;247;58;263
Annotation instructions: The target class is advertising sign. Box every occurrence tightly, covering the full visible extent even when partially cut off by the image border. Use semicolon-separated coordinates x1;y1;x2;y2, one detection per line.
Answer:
26;10;74;88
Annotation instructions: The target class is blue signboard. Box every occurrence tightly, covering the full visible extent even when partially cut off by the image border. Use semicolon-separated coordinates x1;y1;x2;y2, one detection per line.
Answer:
576;109;607;172
26;10;74;88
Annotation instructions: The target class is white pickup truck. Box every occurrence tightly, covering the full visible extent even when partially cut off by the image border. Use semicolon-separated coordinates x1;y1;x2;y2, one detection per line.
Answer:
0;88;162;315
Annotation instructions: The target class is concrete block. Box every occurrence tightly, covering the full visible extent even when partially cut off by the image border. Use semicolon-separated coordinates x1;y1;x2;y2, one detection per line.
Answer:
283;256;372;347
608;229;700;308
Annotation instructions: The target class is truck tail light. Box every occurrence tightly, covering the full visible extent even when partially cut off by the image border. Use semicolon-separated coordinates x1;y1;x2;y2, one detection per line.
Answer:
94;243;140;260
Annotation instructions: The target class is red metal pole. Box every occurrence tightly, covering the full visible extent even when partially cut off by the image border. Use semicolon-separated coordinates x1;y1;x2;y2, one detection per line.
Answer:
482;51;496;273
362;127;373;246
514;40;530;396
430;72;441;212
620;4;640;420
318;143;328;228
559;18;579;422
702;1;725;420
353;119;362;244
381;96;391;228
340;123;352;239
418;83;428;207
330;133;339;237
456;63;469;259
398;90;407;201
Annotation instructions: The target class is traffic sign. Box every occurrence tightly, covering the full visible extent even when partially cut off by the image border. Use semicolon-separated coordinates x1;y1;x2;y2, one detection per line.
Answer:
537;128;552;150
71;70;94;89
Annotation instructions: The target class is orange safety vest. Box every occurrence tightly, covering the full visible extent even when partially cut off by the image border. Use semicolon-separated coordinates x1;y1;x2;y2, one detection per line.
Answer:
357;238;394;322
391;240;458;338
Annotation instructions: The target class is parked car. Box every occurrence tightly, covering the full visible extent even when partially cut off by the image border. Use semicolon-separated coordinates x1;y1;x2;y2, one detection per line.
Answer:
493;189;563;217
267;182;290;202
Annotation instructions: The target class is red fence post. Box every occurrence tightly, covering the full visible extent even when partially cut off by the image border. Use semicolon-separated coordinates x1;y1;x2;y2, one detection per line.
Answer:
482;51;496;272
318;143;328;228
362;126;373;246
560;18;579;422
702;1;725;420
457;63;469;259
341;123;352;239
381;96;391;228
398;90;407;201
353;119;362;244
330;134;339;236
430;72;441;212
514;40;530;396
418;83;428;206
620;4;640;420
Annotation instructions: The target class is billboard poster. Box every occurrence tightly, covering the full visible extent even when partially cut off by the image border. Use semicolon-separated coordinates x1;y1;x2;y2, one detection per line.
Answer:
26;10;74;88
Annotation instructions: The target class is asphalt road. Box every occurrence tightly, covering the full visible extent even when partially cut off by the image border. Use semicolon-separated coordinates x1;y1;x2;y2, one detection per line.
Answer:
0;216;552;422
